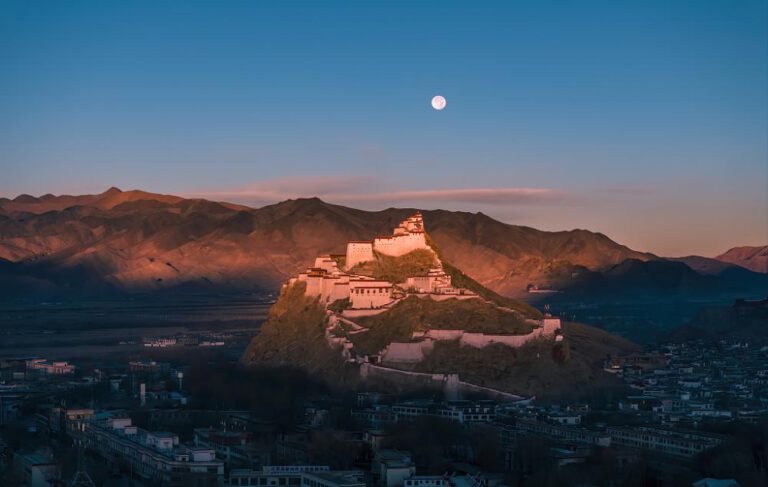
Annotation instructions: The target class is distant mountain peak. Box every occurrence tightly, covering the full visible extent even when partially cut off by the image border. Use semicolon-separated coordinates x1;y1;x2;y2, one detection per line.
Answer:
102;186;123;195
715;245;768;273
12;193;38;203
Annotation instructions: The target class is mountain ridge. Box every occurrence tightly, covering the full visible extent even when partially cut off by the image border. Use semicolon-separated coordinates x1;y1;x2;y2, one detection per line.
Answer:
715;245;768;273
0;188;765;302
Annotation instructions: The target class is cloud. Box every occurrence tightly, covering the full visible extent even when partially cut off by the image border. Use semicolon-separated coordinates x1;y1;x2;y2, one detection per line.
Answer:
187;176;566;207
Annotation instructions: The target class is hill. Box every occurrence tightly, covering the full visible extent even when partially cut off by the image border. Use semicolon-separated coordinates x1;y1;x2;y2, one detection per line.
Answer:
670;255;768;293
243;281;635;399
241;213;635;399
348;296;537;355
0;188;655;300
240;281;360;384
416;322;636;400
671;298;768;343
715;246;768;273
1;188;765;304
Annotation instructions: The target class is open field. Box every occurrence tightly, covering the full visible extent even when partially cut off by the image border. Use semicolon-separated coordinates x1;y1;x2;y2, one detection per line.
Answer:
0;294;271;359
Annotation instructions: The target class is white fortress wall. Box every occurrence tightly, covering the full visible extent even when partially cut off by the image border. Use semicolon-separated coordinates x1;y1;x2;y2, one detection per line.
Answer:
405;276;431;291
373;232;429;257
313;255;339;273
341;308;390;318
329;282;350;302
380;341;434;364
424;293;478;302
304;275;324;297
542;317;562;334
345;241;374;268
460;331;541;348
456;381;526;402
319;277;337;302
412;319;560;349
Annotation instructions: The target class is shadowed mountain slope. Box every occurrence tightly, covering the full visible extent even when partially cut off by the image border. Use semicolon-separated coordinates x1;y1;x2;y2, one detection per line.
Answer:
1;188;765;301
0;188;652;298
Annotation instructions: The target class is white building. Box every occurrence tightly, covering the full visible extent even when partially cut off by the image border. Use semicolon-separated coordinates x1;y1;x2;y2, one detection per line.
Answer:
345;213;430;269
346;242;375;269
607;426;723;458
373;450;416;487
349;279;393;309
13;452;59;487
26;359;75;375
404;268;452;293
73;415;224;486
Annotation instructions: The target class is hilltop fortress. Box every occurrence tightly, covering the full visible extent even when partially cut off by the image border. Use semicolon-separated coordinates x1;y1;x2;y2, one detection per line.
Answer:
346;212;428;268
289;212;470;310
280;213;562;376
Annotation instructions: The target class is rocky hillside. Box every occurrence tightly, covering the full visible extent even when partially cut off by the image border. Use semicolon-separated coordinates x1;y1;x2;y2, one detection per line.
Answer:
416;322;635;399
671;298;768;343
0;187;656;299
242;260;635;399
243;281;635;399
715;246;768;273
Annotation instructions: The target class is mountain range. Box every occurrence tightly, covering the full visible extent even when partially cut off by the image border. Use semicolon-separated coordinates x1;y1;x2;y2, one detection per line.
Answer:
715;246;768;273
0;187;766;302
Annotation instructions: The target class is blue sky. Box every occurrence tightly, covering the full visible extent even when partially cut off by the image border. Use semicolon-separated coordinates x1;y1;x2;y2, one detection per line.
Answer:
1;1;766;256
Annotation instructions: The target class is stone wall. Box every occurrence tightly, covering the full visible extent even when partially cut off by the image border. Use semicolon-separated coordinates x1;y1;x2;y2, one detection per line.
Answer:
359;364;526;402
345;241;374;268
413;318;562;349
373;232;428;257
380;341;434;364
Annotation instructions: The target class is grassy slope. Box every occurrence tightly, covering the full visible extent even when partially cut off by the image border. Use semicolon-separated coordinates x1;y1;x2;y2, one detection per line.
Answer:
241;282;357;384
443;262;542;318
415;322;637;399
423;232;543;318
349;296;535;355
348;249;437;283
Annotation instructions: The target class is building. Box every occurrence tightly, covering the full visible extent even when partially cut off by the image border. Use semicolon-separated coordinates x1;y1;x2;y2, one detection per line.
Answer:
227;467;365;487
405;268;453;293
345;213;429;269
25;358;75;375
195;428;271;467
301;470;367;487
346;242;375;269
515;418;611;447
74;415;224;486
129;360;170;374
607;426;723;458
0;392;23;426
228;465;329;487
404;477;449;487
13;452;59;487
373;450;416;487
546;412;582;426
349;279;394;309
436;402;495;424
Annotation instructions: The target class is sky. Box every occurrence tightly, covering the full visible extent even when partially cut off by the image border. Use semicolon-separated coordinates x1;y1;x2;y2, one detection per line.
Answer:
1;1;766;257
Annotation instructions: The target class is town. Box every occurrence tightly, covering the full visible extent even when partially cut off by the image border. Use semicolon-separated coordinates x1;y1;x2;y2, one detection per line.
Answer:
2;307;767;486
2;214;765;486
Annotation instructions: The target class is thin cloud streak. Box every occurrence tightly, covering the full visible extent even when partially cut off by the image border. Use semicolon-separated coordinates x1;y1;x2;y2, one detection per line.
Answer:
188;177;567;207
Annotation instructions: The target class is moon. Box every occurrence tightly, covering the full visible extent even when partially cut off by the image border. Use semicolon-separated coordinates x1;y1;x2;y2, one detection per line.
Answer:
431;95;446;110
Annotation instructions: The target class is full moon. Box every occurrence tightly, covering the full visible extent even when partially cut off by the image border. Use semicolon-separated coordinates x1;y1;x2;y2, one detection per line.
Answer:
431;95;446;110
